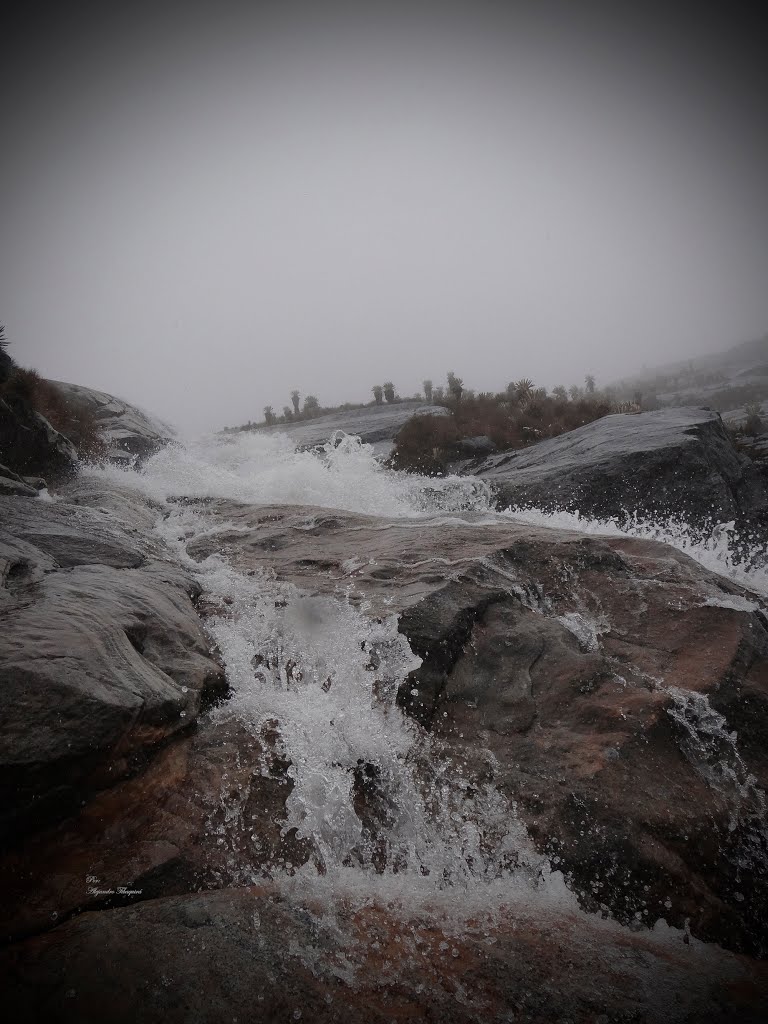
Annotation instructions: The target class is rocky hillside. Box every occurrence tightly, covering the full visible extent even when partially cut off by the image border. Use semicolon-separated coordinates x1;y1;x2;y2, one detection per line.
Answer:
47;380;176;465
616;332;768;415
1;376;174;497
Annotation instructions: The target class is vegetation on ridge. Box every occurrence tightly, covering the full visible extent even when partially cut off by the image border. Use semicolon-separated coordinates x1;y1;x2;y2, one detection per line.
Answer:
0;326;105;461
221;369;624;475
389;381;614;474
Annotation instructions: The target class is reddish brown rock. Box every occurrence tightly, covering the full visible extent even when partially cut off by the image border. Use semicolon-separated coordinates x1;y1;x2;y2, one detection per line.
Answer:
1;714;311;944
3;884;767;1024
185;501;768;955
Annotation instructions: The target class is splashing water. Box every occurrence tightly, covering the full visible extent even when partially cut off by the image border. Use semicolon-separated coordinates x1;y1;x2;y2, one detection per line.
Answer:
152;500;564;916
82;430;767;928
91;430;495;518
91;430;767;592
664;687;768;871
664;689;766;825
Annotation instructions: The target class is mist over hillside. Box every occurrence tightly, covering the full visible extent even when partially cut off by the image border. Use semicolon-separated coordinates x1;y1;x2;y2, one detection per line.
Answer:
609;331;768;417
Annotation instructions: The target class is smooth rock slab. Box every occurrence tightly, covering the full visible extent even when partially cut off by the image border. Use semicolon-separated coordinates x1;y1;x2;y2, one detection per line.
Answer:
465;407;768;531
0;493;224;840
0;494;149;568
47;381;176;464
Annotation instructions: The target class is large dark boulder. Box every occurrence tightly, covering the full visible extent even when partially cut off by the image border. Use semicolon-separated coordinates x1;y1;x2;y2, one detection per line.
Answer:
466;407;768;531
0;714;310;943
456;433;497;457
0;395;77;483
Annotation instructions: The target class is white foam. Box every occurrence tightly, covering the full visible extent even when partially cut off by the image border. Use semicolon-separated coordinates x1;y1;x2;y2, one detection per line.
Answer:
702;594;762;613
88;431;494;518
139;498;568;922
664;686;767;850
556;611;606;651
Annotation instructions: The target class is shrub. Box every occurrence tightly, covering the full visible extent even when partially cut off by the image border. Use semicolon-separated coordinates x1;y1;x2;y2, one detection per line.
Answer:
514;378;534;403
387;415;461;474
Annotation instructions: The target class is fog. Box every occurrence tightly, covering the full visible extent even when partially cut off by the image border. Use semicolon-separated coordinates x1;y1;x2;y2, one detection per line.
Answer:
2;2;767;434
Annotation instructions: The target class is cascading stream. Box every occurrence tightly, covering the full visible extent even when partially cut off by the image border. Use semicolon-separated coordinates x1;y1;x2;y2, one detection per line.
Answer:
84;429;768;926
153;501;561;905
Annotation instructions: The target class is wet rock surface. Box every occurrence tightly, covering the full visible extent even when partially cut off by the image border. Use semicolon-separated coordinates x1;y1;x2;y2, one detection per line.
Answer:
3;884;768;1024
1;715;309;943
463;407;768;532
0;490;225;840
0;463;39;497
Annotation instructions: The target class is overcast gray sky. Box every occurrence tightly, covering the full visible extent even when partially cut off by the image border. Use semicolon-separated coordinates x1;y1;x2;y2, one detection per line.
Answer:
2;1;767;434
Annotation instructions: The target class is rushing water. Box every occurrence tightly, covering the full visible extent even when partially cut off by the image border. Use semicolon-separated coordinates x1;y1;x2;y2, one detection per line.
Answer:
84;430;767;930
665;687;768;869
94;430;768;593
